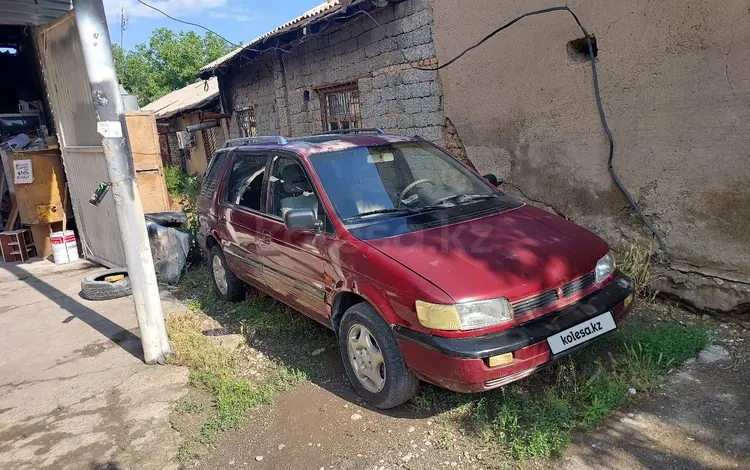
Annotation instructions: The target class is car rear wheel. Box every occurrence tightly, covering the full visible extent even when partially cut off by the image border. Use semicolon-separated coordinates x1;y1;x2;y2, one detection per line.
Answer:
338;302;419;409
209;246;245;302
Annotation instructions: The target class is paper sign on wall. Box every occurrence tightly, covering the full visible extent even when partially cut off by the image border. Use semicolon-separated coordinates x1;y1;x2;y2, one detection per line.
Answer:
13;159;33;184
97;121;123;138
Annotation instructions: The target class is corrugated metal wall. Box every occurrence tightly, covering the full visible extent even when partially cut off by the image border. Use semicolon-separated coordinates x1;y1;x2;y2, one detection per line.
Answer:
0;0;71;26
34;12;126;267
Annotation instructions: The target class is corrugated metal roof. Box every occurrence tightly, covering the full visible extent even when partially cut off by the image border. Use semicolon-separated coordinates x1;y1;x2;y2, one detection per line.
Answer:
142;77;219;120
0;0;72;26
200;0;344;73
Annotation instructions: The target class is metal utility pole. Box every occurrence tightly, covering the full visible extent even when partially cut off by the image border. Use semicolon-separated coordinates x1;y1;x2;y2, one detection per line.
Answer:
73;0;171;365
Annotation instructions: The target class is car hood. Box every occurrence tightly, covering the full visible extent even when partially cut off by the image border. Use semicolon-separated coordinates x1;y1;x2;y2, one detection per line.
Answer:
365;204;610;303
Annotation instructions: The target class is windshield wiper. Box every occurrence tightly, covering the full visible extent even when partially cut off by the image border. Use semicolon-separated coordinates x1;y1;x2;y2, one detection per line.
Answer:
436;193;500;206
342;208;415;222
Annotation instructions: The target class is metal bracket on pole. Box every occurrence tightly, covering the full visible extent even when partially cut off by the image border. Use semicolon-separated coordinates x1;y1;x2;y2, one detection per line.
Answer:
88;182;111;206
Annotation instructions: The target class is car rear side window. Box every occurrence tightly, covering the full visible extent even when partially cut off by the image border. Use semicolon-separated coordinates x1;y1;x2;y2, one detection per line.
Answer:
198;150;229;210
226;153;269;211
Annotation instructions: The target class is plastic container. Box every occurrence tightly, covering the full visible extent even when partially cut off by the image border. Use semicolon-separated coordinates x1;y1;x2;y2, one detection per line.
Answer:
50;230;79;264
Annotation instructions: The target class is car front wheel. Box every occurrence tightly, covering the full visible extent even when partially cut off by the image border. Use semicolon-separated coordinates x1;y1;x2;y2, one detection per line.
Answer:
209;246;245;302
338;302;419;409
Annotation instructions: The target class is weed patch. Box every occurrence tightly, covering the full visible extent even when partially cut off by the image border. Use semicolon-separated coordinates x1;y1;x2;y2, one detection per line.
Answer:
176;267;311;337
412;320;709;462
165;165;199;200
164;166;201;262
167;312;306;462
618;240;653;297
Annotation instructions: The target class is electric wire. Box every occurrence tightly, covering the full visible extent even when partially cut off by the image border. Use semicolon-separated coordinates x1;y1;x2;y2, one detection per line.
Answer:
136;0;668;256
135;0;242;48
366;5;668;256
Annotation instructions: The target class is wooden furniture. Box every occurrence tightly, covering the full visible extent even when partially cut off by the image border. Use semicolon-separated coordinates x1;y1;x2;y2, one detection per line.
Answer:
1;149;19;230
126;111;170;213
0;229;36;263
4;149;70;257
7;149;69;224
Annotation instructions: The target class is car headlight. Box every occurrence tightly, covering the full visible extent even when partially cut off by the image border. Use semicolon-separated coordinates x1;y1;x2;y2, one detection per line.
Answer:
595;250;616;283
415;298;514;331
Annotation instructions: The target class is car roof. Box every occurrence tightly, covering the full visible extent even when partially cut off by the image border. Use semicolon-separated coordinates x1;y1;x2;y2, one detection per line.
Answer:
223;132;418;159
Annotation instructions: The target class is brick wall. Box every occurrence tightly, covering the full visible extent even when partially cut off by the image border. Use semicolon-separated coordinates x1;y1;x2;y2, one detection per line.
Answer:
223;0;446;144
166;132;183;168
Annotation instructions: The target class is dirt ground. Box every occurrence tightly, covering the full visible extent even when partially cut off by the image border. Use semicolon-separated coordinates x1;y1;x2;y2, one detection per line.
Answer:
185;307;749;470
3;260;746;470
0;260;190;470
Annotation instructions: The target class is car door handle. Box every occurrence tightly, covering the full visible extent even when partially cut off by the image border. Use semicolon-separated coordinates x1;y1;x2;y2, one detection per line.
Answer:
261;231;271;243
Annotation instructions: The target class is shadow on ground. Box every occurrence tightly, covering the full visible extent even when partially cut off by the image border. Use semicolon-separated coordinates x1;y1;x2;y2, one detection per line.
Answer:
173;265;749;469
174;267;432;420
0;263;143;361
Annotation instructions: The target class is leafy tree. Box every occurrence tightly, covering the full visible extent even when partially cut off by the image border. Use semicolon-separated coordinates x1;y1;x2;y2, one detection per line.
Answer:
113;28;232;106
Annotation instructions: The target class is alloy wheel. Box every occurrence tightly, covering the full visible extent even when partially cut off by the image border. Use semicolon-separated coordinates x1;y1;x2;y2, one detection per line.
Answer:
212;254;228;295
347;324;386;393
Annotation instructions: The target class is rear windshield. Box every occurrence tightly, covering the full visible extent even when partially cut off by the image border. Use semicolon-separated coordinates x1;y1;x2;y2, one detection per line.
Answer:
309;142;492;221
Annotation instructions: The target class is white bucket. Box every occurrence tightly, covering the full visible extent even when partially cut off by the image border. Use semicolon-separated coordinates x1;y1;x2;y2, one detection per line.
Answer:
50;230;80;265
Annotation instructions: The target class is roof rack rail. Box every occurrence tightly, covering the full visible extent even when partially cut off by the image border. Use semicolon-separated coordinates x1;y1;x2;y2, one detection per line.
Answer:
223;136;288;147
314;128;385;136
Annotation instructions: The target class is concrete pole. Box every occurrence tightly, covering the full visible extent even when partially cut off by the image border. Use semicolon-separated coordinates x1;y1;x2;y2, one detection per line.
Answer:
73;0;171;364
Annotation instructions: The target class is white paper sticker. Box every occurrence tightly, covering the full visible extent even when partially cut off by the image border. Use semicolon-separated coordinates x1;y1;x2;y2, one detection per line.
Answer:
13;159;34;184
97;121;123;138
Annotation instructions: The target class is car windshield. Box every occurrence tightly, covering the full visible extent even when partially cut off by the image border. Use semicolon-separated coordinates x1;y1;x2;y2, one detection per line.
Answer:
309;142;494;221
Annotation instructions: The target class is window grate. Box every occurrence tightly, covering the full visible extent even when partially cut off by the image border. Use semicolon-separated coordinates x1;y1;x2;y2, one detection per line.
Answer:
319;83;361;131
236;107;257;137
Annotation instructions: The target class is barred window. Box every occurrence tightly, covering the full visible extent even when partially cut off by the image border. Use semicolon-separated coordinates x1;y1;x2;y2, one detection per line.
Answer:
236;106;257;137
320;84;361;131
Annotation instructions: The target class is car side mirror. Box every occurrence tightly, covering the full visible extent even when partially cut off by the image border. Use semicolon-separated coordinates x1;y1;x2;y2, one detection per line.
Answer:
484;173;501;187
284;208;322;232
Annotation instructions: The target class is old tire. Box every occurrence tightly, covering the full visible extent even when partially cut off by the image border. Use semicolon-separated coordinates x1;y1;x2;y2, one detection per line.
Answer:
80;269;132;301
209;245;245;302
338;302;419;409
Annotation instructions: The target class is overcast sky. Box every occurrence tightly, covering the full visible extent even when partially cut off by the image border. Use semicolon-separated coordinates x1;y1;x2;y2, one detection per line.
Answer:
104;0;323;50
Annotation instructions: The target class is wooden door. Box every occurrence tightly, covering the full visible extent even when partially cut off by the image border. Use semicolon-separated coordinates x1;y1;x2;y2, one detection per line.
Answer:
125;111;170;213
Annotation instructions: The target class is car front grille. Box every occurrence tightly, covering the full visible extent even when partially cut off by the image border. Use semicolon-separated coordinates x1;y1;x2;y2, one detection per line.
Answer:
512;290;558;316
562;271;596;297
512;271;596;317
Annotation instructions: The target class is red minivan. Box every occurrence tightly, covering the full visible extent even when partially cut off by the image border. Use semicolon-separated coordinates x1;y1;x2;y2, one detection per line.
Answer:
197;129;635;409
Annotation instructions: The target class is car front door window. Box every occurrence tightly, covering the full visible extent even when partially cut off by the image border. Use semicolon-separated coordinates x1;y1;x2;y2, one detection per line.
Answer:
268;156;330;231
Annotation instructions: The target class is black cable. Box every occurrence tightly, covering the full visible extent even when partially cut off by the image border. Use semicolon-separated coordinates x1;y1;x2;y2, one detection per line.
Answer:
366;5;668;256
173;1;667;256
135;0;243;49
566;7;669;257
413;7;569;72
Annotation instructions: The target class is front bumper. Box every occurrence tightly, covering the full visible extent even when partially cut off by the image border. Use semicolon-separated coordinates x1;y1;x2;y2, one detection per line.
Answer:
394;274;635;392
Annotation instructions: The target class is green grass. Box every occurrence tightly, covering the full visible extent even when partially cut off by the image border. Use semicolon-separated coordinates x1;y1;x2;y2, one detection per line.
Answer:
177;267;312;337
167;309;306;462
171;259;709;464
412;322;710;462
